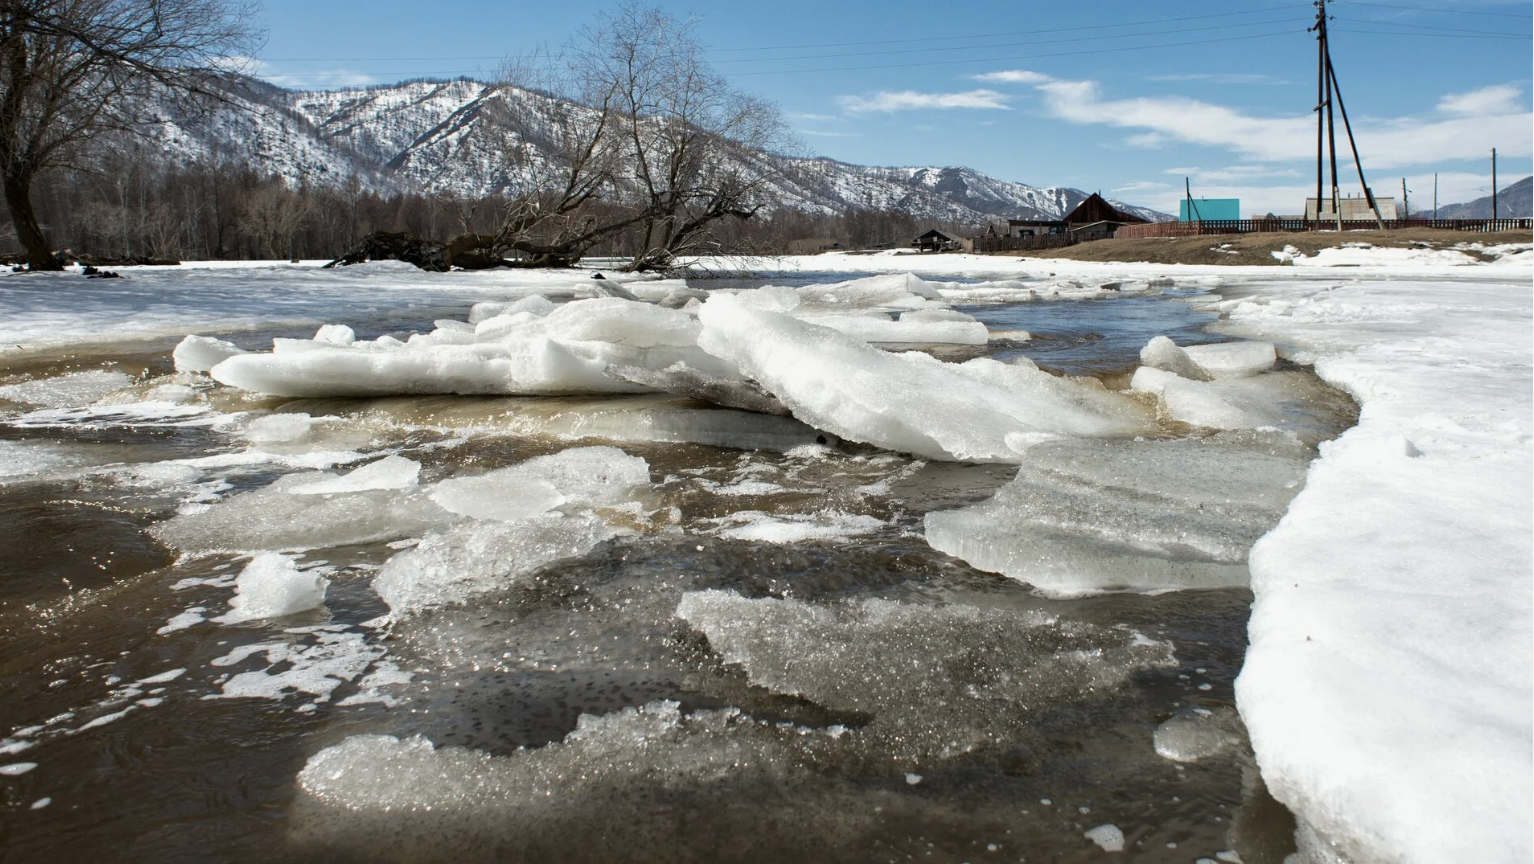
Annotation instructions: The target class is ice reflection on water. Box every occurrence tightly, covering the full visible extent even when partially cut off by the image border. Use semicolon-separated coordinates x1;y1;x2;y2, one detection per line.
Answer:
0;284;1350;863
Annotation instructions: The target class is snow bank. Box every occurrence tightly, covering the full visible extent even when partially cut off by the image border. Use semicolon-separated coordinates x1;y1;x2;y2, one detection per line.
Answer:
924;433;1307;596
1222;278;1532;864
696;293;1152;461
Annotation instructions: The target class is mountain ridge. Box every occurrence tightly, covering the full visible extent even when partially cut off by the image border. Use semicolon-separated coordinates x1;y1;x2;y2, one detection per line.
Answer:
149;74;1173;225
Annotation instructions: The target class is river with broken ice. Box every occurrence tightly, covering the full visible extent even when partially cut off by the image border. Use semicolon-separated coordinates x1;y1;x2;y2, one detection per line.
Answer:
0;251;1527;864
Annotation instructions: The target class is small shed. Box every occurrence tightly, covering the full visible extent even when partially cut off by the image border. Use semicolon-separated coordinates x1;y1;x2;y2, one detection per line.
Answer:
913;228;965;252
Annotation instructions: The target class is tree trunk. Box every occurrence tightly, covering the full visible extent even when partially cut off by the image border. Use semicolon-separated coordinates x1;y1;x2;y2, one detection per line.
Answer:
4;170;62;270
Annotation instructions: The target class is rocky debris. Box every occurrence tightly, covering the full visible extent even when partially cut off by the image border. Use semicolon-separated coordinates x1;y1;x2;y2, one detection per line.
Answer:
325;231;582;271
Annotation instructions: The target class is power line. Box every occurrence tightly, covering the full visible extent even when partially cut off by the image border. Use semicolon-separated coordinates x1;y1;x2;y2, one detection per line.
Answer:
262;27;1308;84
708;3;1310;52
726;30;1297;77
1331;15;1531;36
1330;27;1529;39
712;16;1311;65
1336;0;1532;19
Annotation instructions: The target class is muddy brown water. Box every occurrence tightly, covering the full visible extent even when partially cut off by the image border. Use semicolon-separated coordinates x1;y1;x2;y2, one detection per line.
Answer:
0;287;1353;863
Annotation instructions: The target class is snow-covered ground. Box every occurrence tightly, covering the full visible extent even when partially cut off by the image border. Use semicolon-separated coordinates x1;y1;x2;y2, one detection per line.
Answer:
1;245;1529;863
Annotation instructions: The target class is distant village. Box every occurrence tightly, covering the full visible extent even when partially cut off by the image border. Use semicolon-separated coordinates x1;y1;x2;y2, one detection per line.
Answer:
911;191;1532;254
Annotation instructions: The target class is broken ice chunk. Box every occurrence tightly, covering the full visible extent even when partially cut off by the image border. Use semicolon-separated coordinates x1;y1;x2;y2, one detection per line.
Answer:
1153;705;1245;763
287;455;421;495
374;514;617;616
428;446;649;522
173;335;246;373
214;552;328;623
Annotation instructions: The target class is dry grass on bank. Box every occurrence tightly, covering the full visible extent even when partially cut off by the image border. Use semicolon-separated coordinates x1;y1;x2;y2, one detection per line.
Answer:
1000;227;1533;266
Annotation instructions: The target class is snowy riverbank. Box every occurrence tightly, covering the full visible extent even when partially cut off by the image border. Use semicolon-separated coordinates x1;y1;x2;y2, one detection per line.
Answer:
0;249;1528;862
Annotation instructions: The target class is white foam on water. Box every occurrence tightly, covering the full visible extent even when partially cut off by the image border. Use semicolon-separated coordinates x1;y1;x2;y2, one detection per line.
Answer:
208;629;383;705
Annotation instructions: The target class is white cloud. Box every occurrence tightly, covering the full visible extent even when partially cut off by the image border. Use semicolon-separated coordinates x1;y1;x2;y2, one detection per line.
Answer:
1437;84;1524;117
1030;77;1532;168
836;89;1011;113
792;112;841;123
1112;180;1174;194
259;67;379;88
971;70;1053;84
1147;73;1287;86
801;130;859;138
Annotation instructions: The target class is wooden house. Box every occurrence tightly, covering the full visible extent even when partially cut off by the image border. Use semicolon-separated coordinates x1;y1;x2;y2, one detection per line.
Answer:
913;228;966;252
1060;193;1148;240
986;194;1149;245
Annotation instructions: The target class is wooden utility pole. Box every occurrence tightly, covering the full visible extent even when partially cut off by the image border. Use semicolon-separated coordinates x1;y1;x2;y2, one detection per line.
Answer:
1433;173;1438;219
1401;178;1408;219
1491;148;1498;219
1311;0;1384;229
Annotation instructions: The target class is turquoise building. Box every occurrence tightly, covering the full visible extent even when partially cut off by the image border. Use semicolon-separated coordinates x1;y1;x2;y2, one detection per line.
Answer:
1178;198;1240;221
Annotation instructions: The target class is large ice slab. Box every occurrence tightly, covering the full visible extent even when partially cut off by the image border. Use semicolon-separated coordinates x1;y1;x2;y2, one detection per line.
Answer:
150;470;453;554
924;433;1308;596
210;297;739;399
696;293;1152;462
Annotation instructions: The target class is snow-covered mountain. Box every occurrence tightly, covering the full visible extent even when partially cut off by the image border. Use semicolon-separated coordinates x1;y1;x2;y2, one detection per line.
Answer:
147;75;1171;224
1432;176;1532;219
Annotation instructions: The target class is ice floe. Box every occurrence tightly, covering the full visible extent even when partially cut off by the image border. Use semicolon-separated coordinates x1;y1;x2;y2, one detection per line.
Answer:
924;433;1309;596
696;293;1153;461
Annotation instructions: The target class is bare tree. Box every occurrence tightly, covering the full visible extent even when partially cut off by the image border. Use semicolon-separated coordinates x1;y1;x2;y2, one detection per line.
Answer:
0;0;257;270
239;179;312;259
493;3;794;270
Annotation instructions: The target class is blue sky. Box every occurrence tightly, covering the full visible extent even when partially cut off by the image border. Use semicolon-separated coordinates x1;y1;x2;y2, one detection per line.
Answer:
253;0;1531;216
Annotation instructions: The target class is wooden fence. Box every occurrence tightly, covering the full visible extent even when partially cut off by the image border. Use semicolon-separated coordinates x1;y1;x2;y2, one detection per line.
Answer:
1116;218;1534;240
971;234;1080;253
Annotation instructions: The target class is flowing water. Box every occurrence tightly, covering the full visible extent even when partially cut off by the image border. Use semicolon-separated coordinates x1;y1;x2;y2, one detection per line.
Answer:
0;282;1355;863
